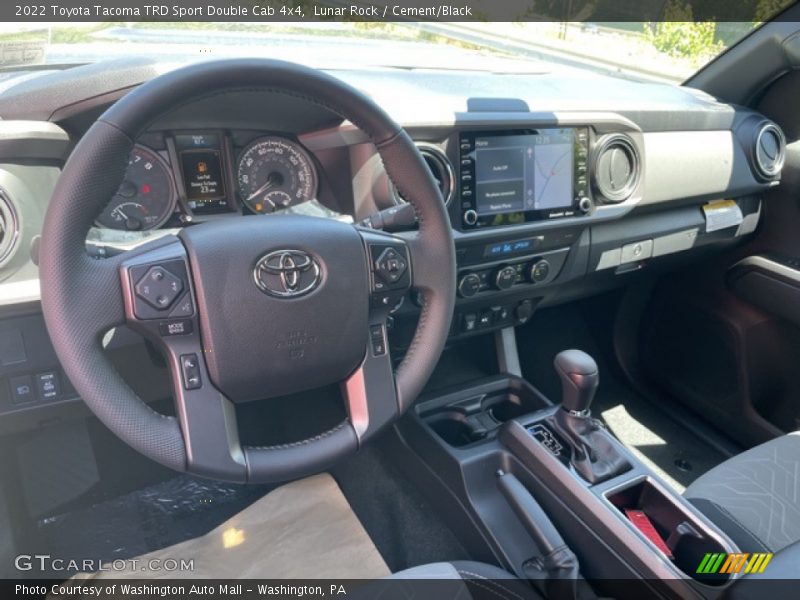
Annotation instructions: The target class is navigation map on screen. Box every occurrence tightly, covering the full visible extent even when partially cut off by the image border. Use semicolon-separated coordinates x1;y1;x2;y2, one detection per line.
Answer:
473;130;574;216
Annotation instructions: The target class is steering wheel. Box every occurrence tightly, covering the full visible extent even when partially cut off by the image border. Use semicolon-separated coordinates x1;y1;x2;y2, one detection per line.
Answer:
39;59;455;483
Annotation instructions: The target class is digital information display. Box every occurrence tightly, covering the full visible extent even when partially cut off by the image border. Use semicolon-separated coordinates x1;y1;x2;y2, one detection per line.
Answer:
473;130;574;217
484;238;534;258
174;133;228;213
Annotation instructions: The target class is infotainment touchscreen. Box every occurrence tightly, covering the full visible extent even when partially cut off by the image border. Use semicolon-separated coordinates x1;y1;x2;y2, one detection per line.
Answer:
459;128;590;229
474;131;573;215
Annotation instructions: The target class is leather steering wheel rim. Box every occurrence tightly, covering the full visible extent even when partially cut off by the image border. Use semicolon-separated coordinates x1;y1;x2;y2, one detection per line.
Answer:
39;59;456;482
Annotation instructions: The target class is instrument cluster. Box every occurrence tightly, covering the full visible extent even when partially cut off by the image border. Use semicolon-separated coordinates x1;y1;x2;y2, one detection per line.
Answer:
96;130;321;231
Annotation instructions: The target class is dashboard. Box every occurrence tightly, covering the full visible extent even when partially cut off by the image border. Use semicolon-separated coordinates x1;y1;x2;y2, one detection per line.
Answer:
0;58;788;425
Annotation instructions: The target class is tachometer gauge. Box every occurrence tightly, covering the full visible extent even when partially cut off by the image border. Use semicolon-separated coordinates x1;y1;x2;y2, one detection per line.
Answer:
95;145;177;231
236;136;318;214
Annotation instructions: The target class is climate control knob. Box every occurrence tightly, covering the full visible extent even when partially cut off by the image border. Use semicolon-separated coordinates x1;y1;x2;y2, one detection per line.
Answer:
494;265;517;290
457;273;481;298
528;260;550;283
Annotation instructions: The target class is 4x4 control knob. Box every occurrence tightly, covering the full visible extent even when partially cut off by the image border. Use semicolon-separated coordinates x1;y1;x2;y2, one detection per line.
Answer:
458;273;481;298
494;265;517;290
528;260;550;283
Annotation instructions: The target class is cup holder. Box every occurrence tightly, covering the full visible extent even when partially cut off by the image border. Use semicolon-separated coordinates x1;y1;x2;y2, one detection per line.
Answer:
419;378;550;448
487;392;538;422
427;409;486;447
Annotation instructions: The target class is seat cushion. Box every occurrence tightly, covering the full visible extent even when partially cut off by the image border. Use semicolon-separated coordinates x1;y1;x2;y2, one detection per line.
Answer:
684;431;800;553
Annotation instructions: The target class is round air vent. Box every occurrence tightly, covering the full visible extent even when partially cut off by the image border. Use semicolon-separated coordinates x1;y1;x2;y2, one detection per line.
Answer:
0;190;20;268
592;134;640;204
393;143;454;206
752;121;785;181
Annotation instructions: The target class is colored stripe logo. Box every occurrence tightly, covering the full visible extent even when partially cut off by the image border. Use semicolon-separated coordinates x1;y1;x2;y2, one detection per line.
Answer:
696;552;773;574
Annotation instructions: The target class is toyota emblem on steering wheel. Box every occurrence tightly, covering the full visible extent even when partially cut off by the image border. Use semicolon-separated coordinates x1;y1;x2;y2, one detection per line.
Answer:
254;250;321;298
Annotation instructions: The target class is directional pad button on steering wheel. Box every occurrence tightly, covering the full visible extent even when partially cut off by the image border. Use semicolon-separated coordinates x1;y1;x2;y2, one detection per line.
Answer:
375;247;408;283
135;265;183;310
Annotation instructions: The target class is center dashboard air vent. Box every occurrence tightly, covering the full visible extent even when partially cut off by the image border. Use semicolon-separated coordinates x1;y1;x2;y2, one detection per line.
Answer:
0;190;20;268
392;143;454;206
592;134;641;204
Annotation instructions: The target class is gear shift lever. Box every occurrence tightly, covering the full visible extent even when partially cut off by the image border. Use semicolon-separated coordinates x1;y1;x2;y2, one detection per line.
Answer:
554;349;599;415
550;350;630;484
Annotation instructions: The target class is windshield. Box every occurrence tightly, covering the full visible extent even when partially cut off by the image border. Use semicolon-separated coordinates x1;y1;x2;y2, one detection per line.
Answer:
0;21;763;83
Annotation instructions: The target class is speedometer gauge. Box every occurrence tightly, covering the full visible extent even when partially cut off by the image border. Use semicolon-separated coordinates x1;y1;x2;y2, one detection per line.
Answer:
95;145;176;231
236;136;318;214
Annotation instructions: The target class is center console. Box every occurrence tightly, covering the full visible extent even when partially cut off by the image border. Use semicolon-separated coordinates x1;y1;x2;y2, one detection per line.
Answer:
394;345;741;599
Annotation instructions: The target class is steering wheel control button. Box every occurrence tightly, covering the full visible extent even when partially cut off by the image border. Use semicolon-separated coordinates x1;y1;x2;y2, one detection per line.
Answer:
457;273;481;298
158;319;194;337
35;372;60;401
375;247;407;283
369;324;387;356
9;374;34;404
180;354;202;390
169;293;195;318
135;266;183;310
368;243;411;310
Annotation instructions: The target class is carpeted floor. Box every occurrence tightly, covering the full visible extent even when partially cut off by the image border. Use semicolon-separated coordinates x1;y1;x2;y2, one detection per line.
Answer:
31;444;467;578
332;444;470;571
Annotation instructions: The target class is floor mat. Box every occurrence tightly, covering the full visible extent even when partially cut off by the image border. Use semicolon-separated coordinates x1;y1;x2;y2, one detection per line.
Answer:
72;473;390;580
516;301;729;492
35;475;274;574
333;445;470;572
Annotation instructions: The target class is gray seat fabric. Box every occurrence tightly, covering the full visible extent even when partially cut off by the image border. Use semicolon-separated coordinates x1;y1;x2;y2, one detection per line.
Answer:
373;561;541;600
684;431;800;553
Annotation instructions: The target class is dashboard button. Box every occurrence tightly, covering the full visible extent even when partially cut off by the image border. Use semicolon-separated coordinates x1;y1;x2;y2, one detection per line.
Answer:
494;265;517;290
463;209;478;225
9;374;34;404
458;273;481;298
621;239;653;264
35;371;60;401
529;260;550;283
462;313;478;332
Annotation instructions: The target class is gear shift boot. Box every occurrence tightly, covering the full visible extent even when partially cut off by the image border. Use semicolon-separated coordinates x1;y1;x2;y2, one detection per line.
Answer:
549;350;631;484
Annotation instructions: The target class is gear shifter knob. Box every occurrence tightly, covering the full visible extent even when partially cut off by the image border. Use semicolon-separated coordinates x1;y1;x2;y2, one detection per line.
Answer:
554;349;599;414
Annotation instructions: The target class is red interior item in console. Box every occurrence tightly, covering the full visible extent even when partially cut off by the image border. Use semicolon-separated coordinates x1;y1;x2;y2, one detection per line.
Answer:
624;509;674;559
